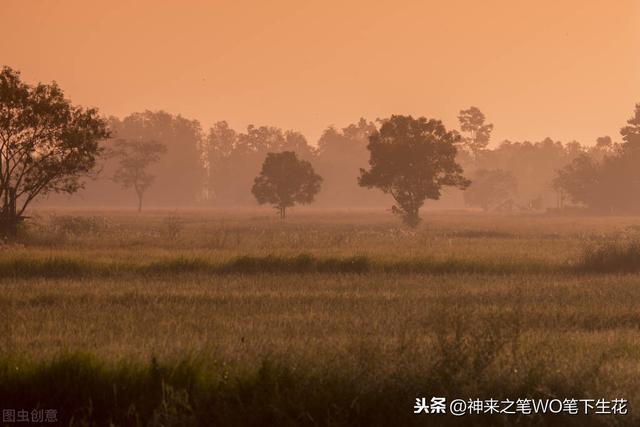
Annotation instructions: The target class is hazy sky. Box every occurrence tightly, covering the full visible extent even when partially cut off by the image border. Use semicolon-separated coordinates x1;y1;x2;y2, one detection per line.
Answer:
1;0;638;146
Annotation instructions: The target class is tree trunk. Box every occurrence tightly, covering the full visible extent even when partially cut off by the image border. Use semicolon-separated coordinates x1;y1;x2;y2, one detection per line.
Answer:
0;188;20;240
137;192;143;213
0;217;19;240
403;208;420;228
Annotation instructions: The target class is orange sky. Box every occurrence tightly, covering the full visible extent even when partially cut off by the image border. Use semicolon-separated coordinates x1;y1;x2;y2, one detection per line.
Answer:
1;0;638;146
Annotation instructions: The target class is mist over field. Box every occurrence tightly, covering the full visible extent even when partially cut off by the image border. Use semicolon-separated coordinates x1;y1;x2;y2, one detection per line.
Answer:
1;0;640;426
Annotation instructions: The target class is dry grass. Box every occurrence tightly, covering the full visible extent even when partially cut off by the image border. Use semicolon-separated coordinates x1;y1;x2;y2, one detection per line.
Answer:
1;208;640;425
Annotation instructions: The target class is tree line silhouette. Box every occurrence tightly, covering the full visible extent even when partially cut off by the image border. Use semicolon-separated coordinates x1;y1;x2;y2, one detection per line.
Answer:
92;106;640;215
1;65;640;235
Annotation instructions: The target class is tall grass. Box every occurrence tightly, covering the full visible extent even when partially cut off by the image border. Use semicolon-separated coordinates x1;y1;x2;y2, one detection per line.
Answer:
3;211;639;425
0;313;625;427
576;240;640;273
0;254;564;278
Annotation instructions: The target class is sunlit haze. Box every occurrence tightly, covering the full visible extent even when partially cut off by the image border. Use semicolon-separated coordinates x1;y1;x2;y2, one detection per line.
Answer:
1;0;638;145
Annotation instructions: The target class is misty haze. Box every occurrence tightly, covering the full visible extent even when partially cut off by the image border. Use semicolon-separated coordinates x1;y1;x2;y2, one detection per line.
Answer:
0;1;639;426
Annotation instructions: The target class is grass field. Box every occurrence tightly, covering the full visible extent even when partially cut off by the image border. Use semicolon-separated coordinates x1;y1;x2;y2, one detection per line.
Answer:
1;209;640;426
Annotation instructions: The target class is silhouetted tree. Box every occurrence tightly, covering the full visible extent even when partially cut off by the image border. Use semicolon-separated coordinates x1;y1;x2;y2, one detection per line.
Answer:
464;169;517;212
359;115;470;227
251;151;322;219
620;103;640;150
553;154;607;210
109;111;204;206
205;121;237;202
609;104;640;210
206;123;317;206
589;136;618;162
477;138;585;208
235;125;314;159
0;66;109;238
553;104;640;212
596;136;613;150
315;118;383;207
112;139;166;212
458;106;493;159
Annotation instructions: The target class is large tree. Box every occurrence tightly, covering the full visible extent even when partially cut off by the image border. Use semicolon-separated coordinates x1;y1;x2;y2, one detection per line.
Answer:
359;115;470;227
251;151;322;219
0;66;109;237
111;139;167;212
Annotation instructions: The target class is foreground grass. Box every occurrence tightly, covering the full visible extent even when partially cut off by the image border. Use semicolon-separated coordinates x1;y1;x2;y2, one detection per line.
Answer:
0;349;632;427
2;273;640;425
2;210;640;425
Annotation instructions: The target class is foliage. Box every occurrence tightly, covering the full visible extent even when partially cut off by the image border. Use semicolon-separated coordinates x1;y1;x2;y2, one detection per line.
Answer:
553;104;640;212
205;121;237;202
620;103;640;149
314;118;383;207
108;111;204;206
471;138;585;209
553;155;602;208
111;139;167;212
464;169;518;212
0;66;109;236
206;123;317;206
457;106;493;158
251;151;322;219
359;115;470;227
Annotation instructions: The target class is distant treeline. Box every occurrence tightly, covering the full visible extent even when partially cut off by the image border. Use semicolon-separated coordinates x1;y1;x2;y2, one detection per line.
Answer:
43;105;640;213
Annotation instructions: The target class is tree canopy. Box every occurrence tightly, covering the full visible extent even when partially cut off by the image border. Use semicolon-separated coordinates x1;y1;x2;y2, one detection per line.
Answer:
458;106;493;159
206;123;316;206
359;115;470;227
251;151;322;219
620;103;640;150
0;66;108;236
108;111;204;206
553;104;640;212
111;139;167;212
